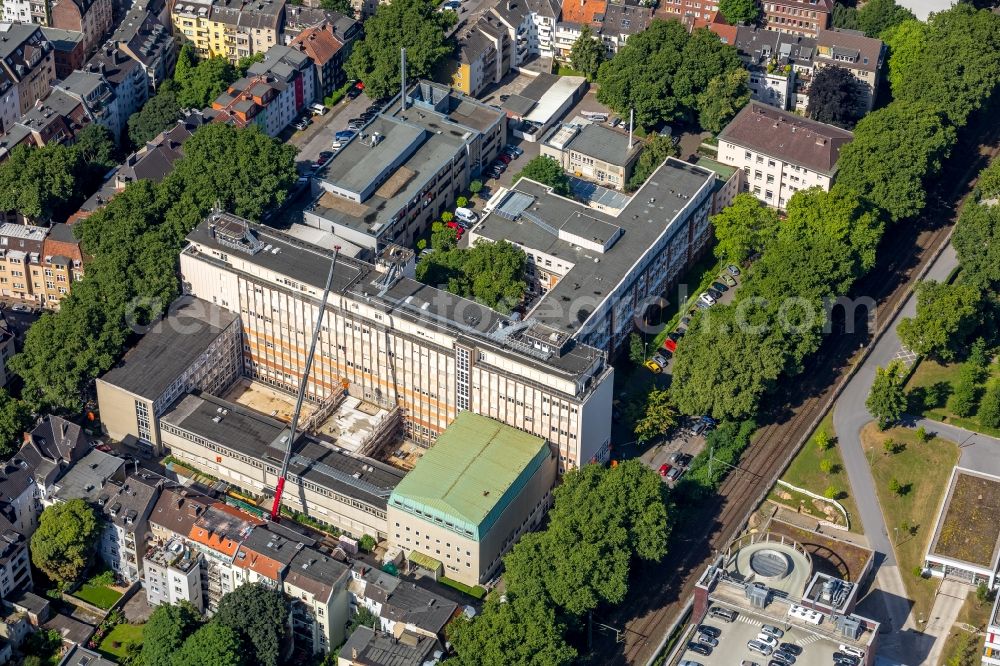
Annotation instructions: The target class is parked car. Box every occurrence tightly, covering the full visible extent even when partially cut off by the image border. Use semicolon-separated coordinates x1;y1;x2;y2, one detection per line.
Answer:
658;463;671;477
686;642;711;656
652;352;669;367
671;452;693;467
711;281;728;292
747;640;773;657
832;654;859;666
722;273;737;287
698;292;716;306
498;154;512;165
778;643;801;656
335;130;356;141
668;330;682;341
678;661;703;666
665;466;683;482
695;300;711;310
644;360;662;374
292;117;310;131
696;634;718;648
505;144;523;157
318;151;334;162
347;86;362;99
771;651;795;665
761;625;784;640
756;634;778;648
11;304;30;313
420;248;434;258
309;102;327;115
709;606;737;622
610;117;622;127
663;338;677;353
726;264;741;276
492;160;507;172
455;207;478;225
680;315;691;327
96;443;113;453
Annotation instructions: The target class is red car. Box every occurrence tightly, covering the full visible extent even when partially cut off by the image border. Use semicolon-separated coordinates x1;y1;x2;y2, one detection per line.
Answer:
658;463;672;477
498;154;512;164
663;338;677;353
446;221;464;238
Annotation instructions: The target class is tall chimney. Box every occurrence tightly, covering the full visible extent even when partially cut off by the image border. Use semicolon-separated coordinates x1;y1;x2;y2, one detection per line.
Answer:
400;47;407;113
628;108;634;151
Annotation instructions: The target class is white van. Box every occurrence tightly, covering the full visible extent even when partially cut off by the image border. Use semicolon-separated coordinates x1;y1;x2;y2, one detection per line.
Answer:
838;645;865;658
309;102;328;116
455;207;478;225
582;111;608;122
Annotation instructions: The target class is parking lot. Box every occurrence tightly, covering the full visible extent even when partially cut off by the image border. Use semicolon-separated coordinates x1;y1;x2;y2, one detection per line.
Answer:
679;605;846;666
287;89;373;166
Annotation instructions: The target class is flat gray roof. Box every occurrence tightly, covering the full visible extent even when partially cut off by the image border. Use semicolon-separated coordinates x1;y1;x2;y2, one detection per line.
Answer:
161;392;403;510
99;296;238;400
565;123;642;167
474;158;713;334
52;450;123;502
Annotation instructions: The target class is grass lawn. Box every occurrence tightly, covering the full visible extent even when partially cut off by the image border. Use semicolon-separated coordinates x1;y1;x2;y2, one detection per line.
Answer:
439;576;487;600
939;591;992;666
73;581;122;610
773;412;862;532
905;358;1000;437
98;623;144;659
554;64;585;77
860;422;959;623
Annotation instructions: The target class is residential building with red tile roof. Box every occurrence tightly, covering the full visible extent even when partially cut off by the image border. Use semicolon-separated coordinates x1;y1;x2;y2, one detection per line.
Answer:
289;22;345;100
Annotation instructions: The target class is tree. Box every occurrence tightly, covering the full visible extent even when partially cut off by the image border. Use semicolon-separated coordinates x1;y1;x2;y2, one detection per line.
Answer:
346;0;454;100
30;499;100;584
814;428;831;452
954;202;1000;290
915;425;929;442
857;0;915;37
0;143;80;223
596;20;691;128
949;362;983;417
628;134;680;189
718;0;759;24
897;280;981;361
832;3;859;29
447;593;576;666
319;0;354;14
469;180;483;197
513;156;570;196
823;485;840;500
673;28;744;123
142;603;202;666
236;52;265;75
866;361;907;429
172;623;245;666
175;55;237;109
128;82;182;147
629;332;646;365
819;458;834;474
976;381;1000;428
697;68;750;133
889;478;904;496
836;101;955;223
214;583;288;666
358;534;377;552
416;239;527;312
710;193;781;266
456;196;468;208
0;391;32;459
806;66;866;127
570;25;605;81
634;388;678;443
503;461;669;616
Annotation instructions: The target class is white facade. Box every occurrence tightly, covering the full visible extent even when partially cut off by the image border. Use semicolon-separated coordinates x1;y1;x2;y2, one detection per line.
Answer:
984;593;1000;666
144;540;205;611
717;138;834;210
1;0;31;22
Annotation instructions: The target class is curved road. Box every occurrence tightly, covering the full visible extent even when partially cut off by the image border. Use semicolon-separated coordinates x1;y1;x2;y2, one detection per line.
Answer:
832;244;957;666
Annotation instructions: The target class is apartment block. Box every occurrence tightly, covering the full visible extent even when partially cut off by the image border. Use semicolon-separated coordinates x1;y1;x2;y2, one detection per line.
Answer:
60;44;150;142
51;0;114;56
288;22;346;100
724;25;885;114
143;538;204;611
0;89;89;159
0;319;13;388
111;7;177;91
180;210;614;468
654;0;720;30
185;502;262;612
388;412;556;587
282;6;360;47
41;27;86;79
306;82;505;251
716;102;853;209
171;0;283;62
207;45;314;136
763;0;832;37
348;565;457;641
95;473;161;583
0;519;32;601
96;296;243;455
283;549;351;655
0;23;56;135
339;626;443;666
471;157;715;356
0;223;84;308
540;121;642;189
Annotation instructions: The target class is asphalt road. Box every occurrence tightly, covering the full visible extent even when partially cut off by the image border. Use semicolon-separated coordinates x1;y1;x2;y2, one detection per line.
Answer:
832;242;957;666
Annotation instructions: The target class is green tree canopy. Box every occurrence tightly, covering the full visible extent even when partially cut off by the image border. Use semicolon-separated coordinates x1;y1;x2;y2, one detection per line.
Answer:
30;499;100;584
954;201;1000;290
718;0;759;24
0;391;32;459
634;388;678;443
782;185;883;275
175;53;237;109
856;0;915;37
128;81;182;147
570;25;605;81
513;155;571;195
142;602;203;666
897;280;981;361
806;65;866;127
319;0;353;13
503;461;670;617
172;622;245;666
866;361;907;429
214;583;288;666
697;67;750;133
673;28;745;119
710;192;781;266
416;239;527;313
977;381;1000;429
346;0;454;100
836;101;955;223
629;134;680;189
446;593;576;666
832;3;859;29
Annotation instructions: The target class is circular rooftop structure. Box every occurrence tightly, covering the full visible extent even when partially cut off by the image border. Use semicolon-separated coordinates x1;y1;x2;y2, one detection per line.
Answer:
724;532;813;596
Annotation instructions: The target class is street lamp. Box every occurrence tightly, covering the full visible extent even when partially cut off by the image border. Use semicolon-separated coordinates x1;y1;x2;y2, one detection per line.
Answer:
894;527;898;545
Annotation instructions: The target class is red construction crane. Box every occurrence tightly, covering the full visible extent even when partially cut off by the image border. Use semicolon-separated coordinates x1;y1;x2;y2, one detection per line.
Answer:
270;246;341;522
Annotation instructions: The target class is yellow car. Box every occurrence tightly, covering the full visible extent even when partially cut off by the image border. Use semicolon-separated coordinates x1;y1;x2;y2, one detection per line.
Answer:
644;359;662;374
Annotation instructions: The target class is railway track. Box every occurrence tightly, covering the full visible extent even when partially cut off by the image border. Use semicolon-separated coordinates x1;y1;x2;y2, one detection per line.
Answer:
588;123;1000;666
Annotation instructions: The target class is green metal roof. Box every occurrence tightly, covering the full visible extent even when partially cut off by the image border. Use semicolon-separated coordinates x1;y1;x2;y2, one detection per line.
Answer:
694;155;738;180
389;413;549;541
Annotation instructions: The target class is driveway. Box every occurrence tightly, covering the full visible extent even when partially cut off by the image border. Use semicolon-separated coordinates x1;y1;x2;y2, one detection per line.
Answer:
288;90;373;166
832;244;957;665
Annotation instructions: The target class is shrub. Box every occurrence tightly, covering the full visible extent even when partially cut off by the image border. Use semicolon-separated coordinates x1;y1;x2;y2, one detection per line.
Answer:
441;211;454;223
814;428;831;452
915;425;929;442
456;196;468;208
819;458;834;474
823;485;839;500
